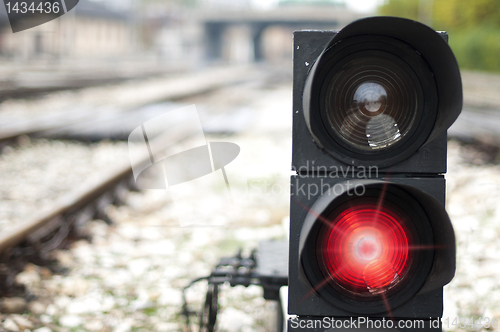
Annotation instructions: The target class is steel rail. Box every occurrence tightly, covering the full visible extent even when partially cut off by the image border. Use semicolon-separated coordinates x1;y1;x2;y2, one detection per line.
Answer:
0;66;257;147
0;118;199;255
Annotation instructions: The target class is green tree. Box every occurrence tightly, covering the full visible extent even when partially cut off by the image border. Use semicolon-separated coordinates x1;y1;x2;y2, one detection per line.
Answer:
377;0;500;72
378;0;420;21
433;0;500;30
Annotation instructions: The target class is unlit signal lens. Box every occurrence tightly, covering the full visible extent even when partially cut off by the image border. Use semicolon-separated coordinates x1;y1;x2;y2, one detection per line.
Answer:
325;56;418;152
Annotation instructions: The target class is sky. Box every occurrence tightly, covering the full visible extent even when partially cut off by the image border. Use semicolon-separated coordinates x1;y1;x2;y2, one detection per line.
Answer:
90;0;384;14
344;0;384;13
251;0;384;13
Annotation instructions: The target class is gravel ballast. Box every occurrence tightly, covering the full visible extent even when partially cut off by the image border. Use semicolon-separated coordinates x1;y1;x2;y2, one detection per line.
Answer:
1;79;499;331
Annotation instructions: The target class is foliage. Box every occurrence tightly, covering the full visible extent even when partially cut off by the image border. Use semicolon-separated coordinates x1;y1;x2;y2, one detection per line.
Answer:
448;25;500;72
377;0;500;72
433;0;500;31
378;0;419;21
278;0;345;6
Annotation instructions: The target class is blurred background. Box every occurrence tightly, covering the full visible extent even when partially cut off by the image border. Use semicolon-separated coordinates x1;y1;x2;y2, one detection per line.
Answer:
0;0;499;331
0;0;367;72
0;0;499;79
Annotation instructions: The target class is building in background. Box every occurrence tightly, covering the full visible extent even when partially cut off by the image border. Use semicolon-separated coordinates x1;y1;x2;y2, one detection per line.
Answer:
0;0;133;63
0;0;361;68
199;0;251;9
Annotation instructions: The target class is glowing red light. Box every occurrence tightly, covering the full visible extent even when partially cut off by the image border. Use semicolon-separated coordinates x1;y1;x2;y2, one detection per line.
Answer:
320;203;410;294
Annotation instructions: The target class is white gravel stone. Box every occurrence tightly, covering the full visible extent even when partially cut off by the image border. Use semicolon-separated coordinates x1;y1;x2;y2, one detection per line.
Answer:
217;307;255;332
10;314;34;330
33;327;53;332
157;288;182;306
127;258;152;277
112;320;133;332
58;314;83;328
53;296;71;310
444;140;500;325
27;301;47;315
84;320;104;331
65;297;100;315
0;140;130;234
15;270;41;287
5;79;500;332
2;317;20;331
1;297;27;314
129;290;153;311
155;322;180;331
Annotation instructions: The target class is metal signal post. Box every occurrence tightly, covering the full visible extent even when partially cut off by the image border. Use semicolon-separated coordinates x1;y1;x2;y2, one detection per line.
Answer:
289;17;462;331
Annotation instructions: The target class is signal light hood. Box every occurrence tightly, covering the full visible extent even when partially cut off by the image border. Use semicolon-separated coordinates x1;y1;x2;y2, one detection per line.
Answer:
303;16;463;166
327;17;462;143
298;179;456;313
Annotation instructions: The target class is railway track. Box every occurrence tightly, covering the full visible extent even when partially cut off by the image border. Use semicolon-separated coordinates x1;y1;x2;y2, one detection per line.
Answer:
1;66;499;265
0;72;294;331
0;63;186;103
0;114;211;309
0;65;271;297
0;67;499;331
0;68;293;331
0;124;197;256
0;65;261;149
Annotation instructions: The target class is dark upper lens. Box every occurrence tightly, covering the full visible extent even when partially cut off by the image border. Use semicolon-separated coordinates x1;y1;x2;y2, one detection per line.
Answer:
325;55;418;151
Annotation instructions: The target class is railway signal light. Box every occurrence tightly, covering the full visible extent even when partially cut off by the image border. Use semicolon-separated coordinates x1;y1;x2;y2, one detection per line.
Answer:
289;17;462;331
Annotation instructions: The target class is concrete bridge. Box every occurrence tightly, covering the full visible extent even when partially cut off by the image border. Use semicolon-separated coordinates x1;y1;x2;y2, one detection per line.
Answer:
195;6;366;62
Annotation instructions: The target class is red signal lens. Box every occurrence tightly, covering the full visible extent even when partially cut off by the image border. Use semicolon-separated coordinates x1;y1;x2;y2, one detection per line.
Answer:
320;202;411;294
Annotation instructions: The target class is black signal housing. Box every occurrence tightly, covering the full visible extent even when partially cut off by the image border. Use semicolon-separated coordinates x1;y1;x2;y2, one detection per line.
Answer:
289;16;461;332
294;16;462;172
